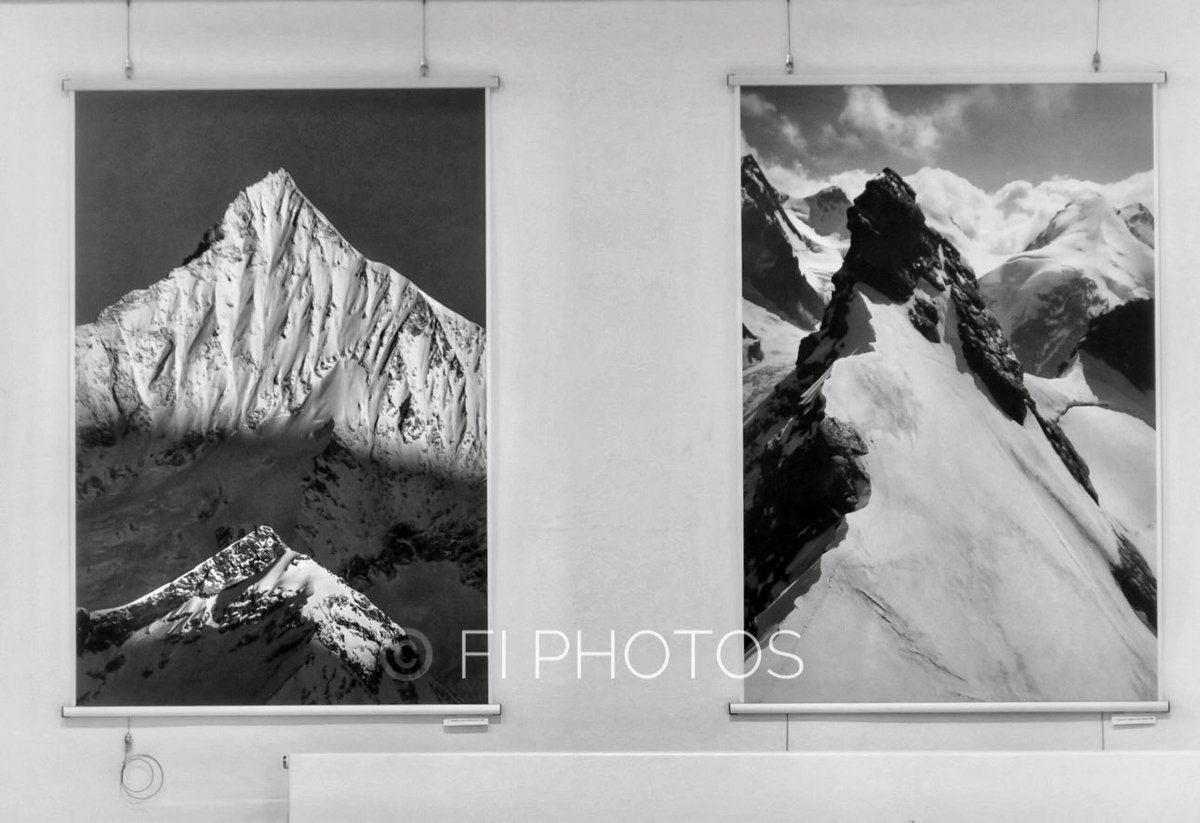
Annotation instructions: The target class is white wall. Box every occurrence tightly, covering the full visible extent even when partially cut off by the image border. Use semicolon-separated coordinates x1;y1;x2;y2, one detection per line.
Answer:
1;0;1198;820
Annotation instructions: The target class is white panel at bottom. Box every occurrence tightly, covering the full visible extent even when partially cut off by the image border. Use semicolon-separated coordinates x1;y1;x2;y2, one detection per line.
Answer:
287;751;1200;823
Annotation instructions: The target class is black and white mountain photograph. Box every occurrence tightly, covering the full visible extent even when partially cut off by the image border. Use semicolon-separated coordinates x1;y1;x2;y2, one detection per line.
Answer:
73;89;488;706
740;83;1158;703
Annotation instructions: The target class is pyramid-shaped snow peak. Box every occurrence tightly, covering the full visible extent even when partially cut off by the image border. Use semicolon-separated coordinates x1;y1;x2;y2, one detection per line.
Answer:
75;172;489;708
75;169;487;478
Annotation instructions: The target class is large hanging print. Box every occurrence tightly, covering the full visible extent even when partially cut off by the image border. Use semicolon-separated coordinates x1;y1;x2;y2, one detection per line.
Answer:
73;87;489;707
740;81;1158;704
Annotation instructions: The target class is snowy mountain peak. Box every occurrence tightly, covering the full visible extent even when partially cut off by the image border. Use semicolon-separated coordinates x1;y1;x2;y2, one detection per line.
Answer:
834;168;1083;434
258;166;298;191
979;191;1154;377
744;169;1157;703
809;185;850;204
840;167;953;302
1023;192;1127;252
76;169;487;478
798;185;851;238
234;167;298;204
75;171;490;706
77;525;431;706
79;525;287;655
741;154;826;328
741;155;786;208
232;167;327;245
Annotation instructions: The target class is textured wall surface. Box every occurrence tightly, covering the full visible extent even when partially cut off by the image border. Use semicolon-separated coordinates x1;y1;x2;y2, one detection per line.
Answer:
1;1;1198;820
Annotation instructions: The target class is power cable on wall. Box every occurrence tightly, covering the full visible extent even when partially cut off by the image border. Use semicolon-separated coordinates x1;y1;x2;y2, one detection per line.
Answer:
120;719;164;802
1092;0;1102;72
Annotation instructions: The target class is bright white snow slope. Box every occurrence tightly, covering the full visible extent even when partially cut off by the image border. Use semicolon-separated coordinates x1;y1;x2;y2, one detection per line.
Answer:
745;171;1155;703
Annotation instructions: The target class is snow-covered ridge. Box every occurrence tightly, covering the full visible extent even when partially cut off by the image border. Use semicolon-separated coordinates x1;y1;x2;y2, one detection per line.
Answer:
745;169;1156;702
78;525;285;652
77;526;429;705
76;169;486;477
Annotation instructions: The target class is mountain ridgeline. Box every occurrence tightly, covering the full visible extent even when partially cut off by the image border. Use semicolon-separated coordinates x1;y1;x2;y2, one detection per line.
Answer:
75;170;488;705
76;527;438;705
743;166;1157;702
741;155;827;328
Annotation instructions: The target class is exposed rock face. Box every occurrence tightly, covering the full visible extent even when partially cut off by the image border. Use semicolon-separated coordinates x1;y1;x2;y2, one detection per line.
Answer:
743;372;871;635
741;155;826;327
844;171;1087;458
952;284;1032;423
908;292;941;343
1076;298;1155;393
1112;534;1158;632
1007;278;1106;379
742;324;764;366
840;171;941;303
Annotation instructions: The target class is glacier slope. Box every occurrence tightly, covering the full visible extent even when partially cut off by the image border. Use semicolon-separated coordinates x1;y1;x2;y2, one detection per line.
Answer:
976;193;1154;377
745;171;1156;703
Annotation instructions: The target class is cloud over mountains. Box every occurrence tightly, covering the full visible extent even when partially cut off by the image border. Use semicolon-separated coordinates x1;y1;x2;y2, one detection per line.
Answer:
749;155;1151;265
741;82;1154;260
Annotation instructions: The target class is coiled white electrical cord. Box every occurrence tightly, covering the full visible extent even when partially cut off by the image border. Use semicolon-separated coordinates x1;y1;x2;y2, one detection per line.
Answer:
120;721;164;802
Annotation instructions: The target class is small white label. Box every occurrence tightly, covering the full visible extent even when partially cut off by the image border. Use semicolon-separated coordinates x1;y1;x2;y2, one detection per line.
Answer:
443;717;489;728
1112;714;1158;727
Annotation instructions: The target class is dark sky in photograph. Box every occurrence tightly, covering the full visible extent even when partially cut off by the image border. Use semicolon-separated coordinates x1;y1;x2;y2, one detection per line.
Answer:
76;88;486;326
741;83;1153;193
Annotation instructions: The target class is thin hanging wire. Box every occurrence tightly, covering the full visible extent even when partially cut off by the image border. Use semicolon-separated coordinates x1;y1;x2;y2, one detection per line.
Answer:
119;718;164;802
1092;0;1102;72
124;0;133;79
784;0;795;74
419;0;430;77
